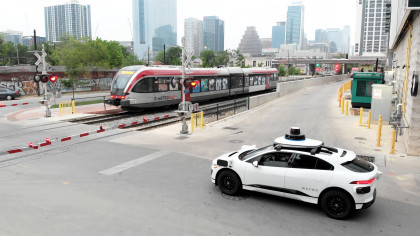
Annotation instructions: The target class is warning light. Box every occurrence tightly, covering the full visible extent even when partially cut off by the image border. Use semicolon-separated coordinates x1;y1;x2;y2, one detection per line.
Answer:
50;75;58;83
190;81;199;87
315;68;319;72
45;138;50;143
29;142;33;147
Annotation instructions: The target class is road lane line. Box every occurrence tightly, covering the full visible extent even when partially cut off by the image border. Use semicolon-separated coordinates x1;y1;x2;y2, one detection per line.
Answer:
99;150;170;176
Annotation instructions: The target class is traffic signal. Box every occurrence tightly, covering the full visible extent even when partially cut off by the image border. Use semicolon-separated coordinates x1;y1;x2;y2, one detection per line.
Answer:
184;78;192;87
50;75;58;83
316;68;320;72
316;63;320;67
335;64;340;72
190;80;199;87
40;74;49;83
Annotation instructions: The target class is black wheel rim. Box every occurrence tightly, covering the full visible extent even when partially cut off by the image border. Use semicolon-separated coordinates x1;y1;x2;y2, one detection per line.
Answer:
221;176;235;192
327;196;347;216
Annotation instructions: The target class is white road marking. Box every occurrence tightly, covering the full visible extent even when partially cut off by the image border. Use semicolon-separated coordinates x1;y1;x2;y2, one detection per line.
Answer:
99;150;170;176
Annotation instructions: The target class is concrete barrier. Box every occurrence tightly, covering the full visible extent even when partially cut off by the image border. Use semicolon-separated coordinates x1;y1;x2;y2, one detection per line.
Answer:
249;75;348;109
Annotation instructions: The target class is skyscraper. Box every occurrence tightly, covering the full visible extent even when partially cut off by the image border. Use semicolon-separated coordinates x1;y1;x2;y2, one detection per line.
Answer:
272;22;286;48
132;0;177;60
237;26;262;55
315;29;328;43
44;0;91;42
286;1;304;48
203;16;224;52
354;0;387;57
184;18;203;58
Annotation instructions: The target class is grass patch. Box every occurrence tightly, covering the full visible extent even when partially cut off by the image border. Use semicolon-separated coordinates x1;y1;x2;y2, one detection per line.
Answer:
50;99;104;109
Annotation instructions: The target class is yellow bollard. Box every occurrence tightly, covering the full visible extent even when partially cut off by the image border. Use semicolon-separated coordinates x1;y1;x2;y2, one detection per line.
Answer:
345;101;349;116
390;129;396;154
368;110;372;129
341;99;345;114
377;115;382;147
200;111;204;128
191;113;195;132
359;107;364;125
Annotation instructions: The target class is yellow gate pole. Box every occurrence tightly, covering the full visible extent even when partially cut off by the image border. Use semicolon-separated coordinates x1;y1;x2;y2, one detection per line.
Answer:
345;101;349;116
368;110;372;129
191;113;195;132
341;99;345;114
200;111;204;128
359;107;364;125
390;129;396;154
377;115;382;147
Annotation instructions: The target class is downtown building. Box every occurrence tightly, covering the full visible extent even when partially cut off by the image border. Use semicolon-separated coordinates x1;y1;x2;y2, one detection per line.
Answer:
237;26;262;55
315;27;351;54
0;30;23;45
44;0;92;42
203;16;224;52
184;18;203;58
272;22;286;48
132;0;177;60
286;1;304;49
354;0;388;57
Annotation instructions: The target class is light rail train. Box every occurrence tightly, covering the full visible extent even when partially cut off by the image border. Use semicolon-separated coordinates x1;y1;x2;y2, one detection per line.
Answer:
105;66;279;110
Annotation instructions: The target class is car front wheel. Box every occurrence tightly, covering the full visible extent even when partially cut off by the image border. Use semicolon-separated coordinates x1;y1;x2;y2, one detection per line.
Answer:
6;95;12;100
217;170;242;195
321;190;354;220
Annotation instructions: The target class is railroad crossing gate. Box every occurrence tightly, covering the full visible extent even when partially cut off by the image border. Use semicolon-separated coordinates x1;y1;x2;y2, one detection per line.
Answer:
191;111;204;132
59;100;75;116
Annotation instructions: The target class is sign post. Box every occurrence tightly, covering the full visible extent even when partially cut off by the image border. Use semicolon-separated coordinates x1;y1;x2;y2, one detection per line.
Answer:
179;38;194;134
33;44;51;117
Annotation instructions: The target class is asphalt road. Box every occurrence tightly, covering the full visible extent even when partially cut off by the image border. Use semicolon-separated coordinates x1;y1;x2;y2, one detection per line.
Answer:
0;81;419;235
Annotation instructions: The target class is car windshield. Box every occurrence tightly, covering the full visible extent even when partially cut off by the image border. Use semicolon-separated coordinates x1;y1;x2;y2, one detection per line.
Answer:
239;145;273;161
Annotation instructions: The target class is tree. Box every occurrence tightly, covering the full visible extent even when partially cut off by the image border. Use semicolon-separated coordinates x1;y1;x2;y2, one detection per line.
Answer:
215;50;229;67
258;62;264;67
52;36;88;98
200;50;216;68
106;40;124;68
155;46;181;65
236;52;245;67
278;64;287;76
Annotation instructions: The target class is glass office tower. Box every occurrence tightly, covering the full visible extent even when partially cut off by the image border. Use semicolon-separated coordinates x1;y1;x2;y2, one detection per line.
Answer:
132;0;177;60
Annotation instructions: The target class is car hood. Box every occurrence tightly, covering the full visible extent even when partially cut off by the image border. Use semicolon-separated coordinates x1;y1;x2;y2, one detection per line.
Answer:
213;145;256;165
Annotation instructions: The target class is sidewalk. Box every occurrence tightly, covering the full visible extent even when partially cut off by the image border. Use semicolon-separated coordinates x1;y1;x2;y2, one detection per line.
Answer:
5;103;122;122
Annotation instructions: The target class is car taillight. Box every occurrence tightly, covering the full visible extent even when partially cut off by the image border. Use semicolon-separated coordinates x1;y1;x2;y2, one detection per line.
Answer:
110;95;116;99
15;91;19;95
121;96;126;99
350;177;375;185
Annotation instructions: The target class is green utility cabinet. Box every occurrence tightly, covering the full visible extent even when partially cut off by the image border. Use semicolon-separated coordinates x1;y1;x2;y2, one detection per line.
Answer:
351;72;383;108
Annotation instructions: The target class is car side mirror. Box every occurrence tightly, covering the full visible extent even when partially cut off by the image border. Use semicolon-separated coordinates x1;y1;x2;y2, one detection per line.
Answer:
252;161;258;167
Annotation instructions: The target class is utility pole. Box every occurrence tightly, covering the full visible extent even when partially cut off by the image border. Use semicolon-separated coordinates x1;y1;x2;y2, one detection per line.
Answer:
16;44;19;65
164;44;166;65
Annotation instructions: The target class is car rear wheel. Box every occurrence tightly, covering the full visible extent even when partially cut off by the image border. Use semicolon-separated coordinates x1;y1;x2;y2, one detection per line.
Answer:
321;190;354;220
6;95;12;100
217;170;242;195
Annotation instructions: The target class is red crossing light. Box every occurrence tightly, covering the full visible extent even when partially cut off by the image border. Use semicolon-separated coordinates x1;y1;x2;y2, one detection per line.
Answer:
50;75;58;83
190;81;199;87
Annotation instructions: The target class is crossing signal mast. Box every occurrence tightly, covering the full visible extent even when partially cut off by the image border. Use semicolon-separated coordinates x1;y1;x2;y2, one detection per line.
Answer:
31;43;58;117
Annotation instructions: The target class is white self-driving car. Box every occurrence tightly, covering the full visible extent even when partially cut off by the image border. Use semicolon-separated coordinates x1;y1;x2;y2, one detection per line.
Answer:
211;128;382;219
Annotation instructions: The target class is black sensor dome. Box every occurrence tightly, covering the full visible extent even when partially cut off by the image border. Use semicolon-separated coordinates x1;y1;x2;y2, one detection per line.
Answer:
285;127;306;140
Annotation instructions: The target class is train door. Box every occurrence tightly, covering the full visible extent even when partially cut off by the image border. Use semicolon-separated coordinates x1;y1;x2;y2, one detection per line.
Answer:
265;74;270;89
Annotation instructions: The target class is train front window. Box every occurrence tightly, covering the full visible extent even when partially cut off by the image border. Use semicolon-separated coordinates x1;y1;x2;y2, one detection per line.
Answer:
112;71;135;91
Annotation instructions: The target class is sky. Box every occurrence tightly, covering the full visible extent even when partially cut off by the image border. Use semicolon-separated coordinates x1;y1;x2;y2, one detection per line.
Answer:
0;0;358;49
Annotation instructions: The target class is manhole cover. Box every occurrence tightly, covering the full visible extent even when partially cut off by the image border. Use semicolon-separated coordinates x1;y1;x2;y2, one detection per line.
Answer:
356;155;375;162
229;140;244;143
354;137;367;140
224;127;239;130
221;193;249;201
